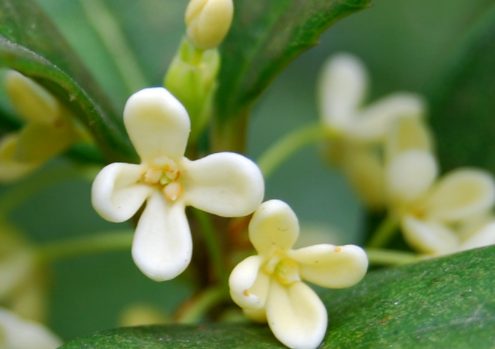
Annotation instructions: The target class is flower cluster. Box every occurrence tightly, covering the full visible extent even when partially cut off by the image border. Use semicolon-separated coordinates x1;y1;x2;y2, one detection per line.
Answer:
319;53;495;257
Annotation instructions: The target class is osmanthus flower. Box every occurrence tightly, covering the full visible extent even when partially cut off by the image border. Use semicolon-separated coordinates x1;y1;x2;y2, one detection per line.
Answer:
0;308;62;349
318;53;425;209
92;87;264;281
229;200;368;349
384;119;495;256
0;71;88;182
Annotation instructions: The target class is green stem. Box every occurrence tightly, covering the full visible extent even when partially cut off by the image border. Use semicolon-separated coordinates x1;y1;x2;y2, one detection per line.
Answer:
176;287;228;324
212;111;249;153
79;0;149;95
0;165;89;220
256;123;332;179
365;248;419;266
37;230;134;264
191;209;229;286
366;214;400;248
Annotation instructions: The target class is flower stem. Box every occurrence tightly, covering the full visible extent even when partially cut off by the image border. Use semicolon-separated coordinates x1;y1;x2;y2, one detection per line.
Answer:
191;209;229;286
37;230;134;264
79;0;149;95
256;123;332;179
175;286;228;324
365;248;419;266
366;214;400;248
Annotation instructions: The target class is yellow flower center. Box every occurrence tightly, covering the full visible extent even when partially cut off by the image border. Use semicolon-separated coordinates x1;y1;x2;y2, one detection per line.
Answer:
263;251;300;285
142;157;183;201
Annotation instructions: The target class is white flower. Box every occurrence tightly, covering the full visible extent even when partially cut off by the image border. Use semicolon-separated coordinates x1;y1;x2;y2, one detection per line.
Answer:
384;119;495;255
229;200;368;349
0;308;62;349
185;0;234;50
91;87;264;281
318;53;425;209
0;71;85;182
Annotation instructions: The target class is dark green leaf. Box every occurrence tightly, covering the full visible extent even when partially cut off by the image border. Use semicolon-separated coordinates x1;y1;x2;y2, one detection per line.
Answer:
214;0;371;126
427;5;495;173
60;246;495;348
0;0;137;163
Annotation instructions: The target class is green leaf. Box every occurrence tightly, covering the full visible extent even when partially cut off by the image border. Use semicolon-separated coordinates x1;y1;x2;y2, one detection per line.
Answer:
60;246;495;348
0;0;137;163
427;5;495;173
214;0;371;128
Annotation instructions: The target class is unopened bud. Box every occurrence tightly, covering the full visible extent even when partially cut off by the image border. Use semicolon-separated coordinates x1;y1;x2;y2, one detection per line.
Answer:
185;0;234;50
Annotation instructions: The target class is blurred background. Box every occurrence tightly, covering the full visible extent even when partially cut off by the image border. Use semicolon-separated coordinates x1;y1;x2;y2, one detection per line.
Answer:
0;0;492;341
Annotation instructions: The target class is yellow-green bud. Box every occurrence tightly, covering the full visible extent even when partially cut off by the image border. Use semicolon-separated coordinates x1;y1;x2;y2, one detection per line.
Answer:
165;38;220;142
185;0;234;50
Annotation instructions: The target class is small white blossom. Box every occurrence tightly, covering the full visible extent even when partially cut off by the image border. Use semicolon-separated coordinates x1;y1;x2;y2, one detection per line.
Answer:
229;200;368;349
185;0;234;50
384;119;495;255
318;53;425;208
0;308;62;349
91;87;264;281
0;71;85;182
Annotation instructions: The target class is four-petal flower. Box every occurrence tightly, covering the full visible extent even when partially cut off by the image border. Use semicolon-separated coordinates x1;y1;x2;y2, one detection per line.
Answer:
384;118;495;255
318;53;425;208
229;200;368;349
92;87;264;281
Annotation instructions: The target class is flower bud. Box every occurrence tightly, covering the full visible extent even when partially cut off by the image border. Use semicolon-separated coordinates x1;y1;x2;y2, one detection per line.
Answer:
185;0;234;50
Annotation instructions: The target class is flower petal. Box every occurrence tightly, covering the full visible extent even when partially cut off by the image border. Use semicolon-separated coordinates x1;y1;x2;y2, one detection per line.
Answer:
266;280;327;349
185;0;234;49
0;308;62;349
249;200;299;257
290;244;368;288
132;192;192;281
385;115;433;161
386;150;437;204
342;145;385;209
181;152;264;217
424;169;495;222
401;216;459;255
123;87;190;163
319;53;367;131
460;222;495;252
91;163;153;222
5;70;60;124
0;134;40;182
229;255;269;310
350;93;425;142
244;307;267;323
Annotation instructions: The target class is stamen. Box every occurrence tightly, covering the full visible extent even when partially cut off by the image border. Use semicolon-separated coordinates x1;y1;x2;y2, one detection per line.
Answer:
144;168;163;184
274;258;300;285
162;182;183;201
165;168;179;181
